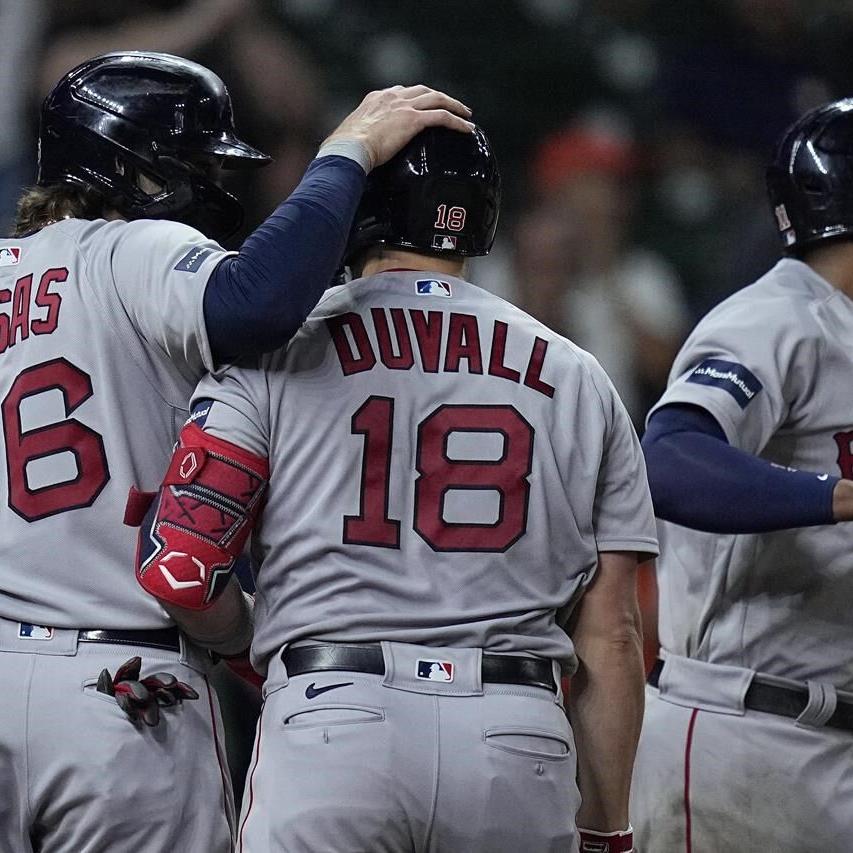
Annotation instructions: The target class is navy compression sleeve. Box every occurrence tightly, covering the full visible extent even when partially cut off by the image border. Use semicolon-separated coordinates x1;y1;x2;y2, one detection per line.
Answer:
204;155;367;362
642;404;837;533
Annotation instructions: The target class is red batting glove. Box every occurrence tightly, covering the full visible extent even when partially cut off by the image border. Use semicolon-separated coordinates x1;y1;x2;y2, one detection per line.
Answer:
579;825;634;853
96;655;198;727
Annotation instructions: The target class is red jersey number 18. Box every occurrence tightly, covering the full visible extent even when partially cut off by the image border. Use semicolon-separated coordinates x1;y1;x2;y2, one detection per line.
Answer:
344;395;533;553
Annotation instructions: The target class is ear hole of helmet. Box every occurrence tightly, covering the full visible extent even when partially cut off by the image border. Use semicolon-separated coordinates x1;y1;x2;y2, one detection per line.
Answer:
136;171;164;197
801;177;827;196
113;156;166;199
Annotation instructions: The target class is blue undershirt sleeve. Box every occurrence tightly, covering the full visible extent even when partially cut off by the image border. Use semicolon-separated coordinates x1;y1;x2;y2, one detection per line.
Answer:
642;404;837;533
203;154;367;363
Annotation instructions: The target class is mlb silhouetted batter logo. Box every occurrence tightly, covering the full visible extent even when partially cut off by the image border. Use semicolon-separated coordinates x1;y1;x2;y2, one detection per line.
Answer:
18;623;53;640
432;234;457;250
417;659;454;682
0;247;21;266
416;278;452;297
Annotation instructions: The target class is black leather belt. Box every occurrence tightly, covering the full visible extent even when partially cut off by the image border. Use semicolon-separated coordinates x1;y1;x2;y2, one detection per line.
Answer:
283;643;556;693
648;659;853;733
78;628;181;653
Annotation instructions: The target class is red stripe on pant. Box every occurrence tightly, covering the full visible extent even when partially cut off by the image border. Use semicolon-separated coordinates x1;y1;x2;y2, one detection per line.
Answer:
237;700;266;852
683;708;700;853
204;675;234;839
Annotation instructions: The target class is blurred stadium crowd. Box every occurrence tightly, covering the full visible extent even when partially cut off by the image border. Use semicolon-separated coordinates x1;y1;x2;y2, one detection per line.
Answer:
4;0;853;426
4;0;853;804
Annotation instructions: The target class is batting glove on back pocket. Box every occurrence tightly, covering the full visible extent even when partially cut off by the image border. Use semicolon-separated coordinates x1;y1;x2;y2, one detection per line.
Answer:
96;655;199;726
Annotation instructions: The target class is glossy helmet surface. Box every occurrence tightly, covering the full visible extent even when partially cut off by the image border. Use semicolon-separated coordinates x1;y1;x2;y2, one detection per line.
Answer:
767;98;853;255
345;125;501;264
38;51;270;240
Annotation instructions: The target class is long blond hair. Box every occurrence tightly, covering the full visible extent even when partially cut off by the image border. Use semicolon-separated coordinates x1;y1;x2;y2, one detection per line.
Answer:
12;184;104;237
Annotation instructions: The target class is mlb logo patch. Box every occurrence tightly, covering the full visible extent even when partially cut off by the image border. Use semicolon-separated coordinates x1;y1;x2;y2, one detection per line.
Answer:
416;659;454;682
18;623;54;640
432;234;457;250
0;247;21;266
416;279;452;298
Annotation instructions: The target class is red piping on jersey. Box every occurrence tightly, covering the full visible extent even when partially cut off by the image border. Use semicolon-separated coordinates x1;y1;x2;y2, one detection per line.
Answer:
237;699;266;851
684;708;699;853
204;675;234;839
377;268;419;273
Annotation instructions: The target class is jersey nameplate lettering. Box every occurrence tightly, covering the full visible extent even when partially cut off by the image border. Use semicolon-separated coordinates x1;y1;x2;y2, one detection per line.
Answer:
685;358;762;408
326;310;556;398
0;267;68;356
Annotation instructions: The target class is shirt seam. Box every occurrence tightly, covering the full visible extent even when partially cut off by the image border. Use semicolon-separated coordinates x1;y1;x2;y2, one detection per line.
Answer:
595;536;659;553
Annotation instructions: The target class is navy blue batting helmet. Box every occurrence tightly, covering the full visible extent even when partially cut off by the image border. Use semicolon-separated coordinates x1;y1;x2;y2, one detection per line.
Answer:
345;125;501;264
767;98;853;255
38;52;270;241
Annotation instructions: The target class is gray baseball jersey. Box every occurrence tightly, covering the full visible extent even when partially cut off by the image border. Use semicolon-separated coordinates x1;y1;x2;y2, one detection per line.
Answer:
649;257;853;688
632;257;853;852
0;218;236;853
0;219;228;629
192;269;656;852
195;270;658;674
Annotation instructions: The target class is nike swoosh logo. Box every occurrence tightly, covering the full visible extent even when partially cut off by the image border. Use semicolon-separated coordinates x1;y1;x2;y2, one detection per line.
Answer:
304;681;354;699
818;474;829;481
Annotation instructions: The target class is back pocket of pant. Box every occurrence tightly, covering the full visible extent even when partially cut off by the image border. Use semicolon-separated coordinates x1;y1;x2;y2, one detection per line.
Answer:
282;704;385;729
80;677;134;720
483;727;571;760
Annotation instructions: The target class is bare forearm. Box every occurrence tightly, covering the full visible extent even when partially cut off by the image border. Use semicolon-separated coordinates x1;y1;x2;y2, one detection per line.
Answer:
161;576;254;658
833;478;853;520
569;628;644;830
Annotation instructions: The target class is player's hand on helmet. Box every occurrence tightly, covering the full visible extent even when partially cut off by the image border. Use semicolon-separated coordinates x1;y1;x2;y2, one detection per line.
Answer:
96;655;199;727
323;85;475;171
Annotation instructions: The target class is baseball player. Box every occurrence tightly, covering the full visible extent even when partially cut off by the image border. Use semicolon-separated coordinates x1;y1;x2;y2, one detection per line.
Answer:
136;126;657;852
630;99;853;851
0;51;473;852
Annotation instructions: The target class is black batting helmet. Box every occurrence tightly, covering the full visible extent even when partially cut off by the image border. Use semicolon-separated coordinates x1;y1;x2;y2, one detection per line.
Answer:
767;98;853;255
345;125;500;265
38;52;270;241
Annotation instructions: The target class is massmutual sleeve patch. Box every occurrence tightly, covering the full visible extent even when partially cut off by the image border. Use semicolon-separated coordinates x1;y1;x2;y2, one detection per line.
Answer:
685;358;763;409
174;247;212;273
184;397;214;428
